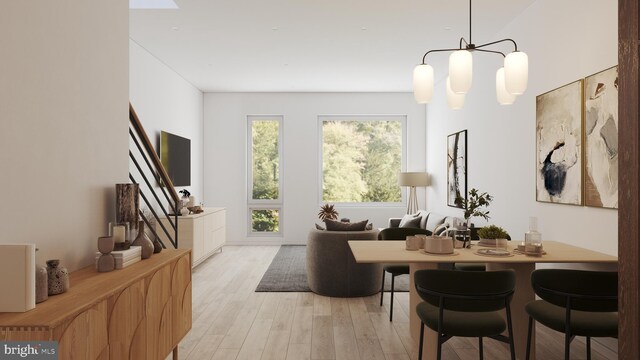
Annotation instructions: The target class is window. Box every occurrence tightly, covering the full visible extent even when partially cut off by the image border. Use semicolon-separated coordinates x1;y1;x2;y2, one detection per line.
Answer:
320;115;406;204
248;116;283;235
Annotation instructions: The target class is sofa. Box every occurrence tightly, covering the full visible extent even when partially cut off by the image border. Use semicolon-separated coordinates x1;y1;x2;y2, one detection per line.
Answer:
306;228;382;297
388;210;465;235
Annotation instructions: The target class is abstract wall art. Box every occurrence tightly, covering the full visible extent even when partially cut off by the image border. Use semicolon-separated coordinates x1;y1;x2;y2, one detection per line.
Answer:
447;130;467;208
536;80;583;205
584;66;618;209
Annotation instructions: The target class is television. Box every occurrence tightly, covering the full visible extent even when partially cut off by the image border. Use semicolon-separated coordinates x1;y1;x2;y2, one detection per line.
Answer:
159;131;191;187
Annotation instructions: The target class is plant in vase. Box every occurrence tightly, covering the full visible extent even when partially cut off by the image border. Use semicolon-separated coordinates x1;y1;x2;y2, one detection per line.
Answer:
477;225;510;250
457;188;493;228
318;204;339;221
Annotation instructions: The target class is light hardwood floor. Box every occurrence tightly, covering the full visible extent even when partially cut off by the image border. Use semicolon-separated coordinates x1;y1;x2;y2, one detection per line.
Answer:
176;246;618;360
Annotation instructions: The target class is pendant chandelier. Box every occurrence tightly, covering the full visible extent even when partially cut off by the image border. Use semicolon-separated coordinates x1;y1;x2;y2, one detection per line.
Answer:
413;0;528;108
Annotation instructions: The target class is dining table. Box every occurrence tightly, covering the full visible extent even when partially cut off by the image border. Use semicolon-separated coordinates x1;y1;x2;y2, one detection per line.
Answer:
347;240;617;360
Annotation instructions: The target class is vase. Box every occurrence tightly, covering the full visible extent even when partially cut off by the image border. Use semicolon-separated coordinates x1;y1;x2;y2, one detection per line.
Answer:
36;263;48;303
153;237;163;254
46;259;69;296
132;221;154;259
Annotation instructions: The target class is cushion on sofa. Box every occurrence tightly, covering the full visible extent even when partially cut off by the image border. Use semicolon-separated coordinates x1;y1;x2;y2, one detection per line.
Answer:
425;213;446;233
399;214;421;228
325;219;368;231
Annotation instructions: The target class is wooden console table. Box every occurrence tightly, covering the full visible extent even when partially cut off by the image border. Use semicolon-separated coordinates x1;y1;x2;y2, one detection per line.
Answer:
348;240;617;360
0;249;192;360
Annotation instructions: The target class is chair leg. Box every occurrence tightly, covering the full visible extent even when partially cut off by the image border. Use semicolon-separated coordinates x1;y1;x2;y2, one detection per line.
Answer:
564;331;571;360
505;304;516;360
526;317;533;360
436;332;443;360
478;337;484;360
380;270;385;306
418;322;424;360
389;275;395;321
586;336;591;360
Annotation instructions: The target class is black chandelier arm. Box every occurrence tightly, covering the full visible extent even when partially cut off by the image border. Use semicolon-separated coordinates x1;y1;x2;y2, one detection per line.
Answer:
474;38;519;52
474;48;506;57
421;48;465;64
459;37;469;49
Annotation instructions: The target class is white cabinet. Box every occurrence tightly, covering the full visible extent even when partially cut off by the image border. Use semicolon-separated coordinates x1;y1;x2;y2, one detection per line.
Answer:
157;207;226;268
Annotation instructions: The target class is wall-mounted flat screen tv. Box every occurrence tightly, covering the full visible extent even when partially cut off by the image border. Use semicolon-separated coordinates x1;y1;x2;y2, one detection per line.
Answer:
160;131;191;187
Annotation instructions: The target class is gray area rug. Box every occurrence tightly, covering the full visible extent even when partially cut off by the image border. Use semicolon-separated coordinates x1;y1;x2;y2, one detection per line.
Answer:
255;245;409;292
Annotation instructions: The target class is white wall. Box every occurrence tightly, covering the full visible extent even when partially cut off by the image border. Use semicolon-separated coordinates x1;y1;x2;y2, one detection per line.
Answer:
129;40;204;205
0;1;129;271
426;0;618;256
204;93;426;245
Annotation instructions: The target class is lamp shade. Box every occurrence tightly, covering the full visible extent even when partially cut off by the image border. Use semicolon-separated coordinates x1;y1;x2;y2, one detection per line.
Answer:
446;77;465;110
496;67;516;105
413;64;434;104
504;51;528;95
449;50;473;94
398;172;429;187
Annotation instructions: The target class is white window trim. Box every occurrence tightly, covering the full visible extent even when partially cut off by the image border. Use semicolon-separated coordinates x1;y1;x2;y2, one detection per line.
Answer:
247;115;284;236
317;114;407;207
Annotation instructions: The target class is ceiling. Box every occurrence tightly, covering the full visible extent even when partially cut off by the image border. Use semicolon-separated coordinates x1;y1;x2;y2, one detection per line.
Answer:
130;0;537;92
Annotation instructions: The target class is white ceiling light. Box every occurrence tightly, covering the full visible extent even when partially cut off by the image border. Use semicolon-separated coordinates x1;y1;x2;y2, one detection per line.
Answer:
413;0;528;108
129;0;178;9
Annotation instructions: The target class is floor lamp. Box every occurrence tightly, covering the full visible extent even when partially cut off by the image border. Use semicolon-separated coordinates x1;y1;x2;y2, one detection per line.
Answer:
398;172;429;214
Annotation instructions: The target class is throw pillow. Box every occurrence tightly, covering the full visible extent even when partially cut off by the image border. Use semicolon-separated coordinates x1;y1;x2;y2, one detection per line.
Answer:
433;223;449;236
315;223;326;230
325;219;369;231
365;223;373;231
399;214;421;228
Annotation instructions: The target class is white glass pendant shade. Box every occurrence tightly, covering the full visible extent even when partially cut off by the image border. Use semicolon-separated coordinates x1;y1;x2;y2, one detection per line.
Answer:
449;50;473;94
496;67;516;105
413;64;434;104
504;51;528;95
446;76;465;110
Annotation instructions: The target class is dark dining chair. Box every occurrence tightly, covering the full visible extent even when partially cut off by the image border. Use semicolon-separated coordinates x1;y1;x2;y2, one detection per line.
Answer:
414;269;517;360
378;227;431;321
525;269;618;360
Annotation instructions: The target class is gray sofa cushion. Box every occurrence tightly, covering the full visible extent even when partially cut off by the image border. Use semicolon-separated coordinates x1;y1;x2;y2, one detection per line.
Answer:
425;212;447;232
325;219;368;231
306;229;381;297
399;214;421;228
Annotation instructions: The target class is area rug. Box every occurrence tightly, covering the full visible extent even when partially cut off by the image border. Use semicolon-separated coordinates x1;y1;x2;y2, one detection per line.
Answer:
255;245;409;292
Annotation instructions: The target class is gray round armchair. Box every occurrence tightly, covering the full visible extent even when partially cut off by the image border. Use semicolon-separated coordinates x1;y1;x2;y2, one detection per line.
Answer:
306;228;381;297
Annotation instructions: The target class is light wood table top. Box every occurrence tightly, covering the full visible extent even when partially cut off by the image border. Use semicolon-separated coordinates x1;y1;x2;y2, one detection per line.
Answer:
348;240;617;264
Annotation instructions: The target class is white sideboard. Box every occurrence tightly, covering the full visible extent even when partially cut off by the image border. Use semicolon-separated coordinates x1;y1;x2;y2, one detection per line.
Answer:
158;207;226;268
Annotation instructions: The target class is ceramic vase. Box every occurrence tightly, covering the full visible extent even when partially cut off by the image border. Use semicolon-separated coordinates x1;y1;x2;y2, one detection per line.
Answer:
153;237;163;254
36;263;48;303
47;259;69;296
132;221;154;259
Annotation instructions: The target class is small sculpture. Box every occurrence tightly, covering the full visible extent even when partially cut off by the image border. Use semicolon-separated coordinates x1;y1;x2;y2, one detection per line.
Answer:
47;259;69;295
97;236;115;272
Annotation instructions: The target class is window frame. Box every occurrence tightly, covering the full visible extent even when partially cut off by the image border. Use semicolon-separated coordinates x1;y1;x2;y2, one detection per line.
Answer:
247;115;284;236
317;114;407;207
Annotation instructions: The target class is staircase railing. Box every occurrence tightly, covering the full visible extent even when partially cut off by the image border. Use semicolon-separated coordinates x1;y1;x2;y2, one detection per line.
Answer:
129;103;179;249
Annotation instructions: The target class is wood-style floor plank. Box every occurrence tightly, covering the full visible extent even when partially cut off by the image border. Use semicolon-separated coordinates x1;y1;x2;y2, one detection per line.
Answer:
183;246;618;360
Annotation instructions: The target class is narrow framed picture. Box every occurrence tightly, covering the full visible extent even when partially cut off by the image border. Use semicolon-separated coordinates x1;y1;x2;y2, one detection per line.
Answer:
447;129;467;208
535;79;583;205
584;66;618;209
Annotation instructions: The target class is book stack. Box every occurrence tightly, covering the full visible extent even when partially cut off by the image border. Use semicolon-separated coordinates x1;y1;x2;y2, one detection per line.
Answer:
0;244;36;312
96;246;142;270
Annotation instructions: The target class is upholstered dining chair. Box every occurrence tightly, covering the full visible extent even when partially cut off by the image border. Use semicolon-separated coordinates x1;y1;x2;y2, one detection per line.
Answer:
414;269;517;360
525;269;618;360
378;227;431;321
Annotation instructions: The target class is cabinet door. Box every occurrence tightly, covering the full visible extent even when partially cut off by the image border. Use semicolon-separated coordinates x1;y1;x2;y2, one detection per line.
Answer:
203;213;215;254
57;300;109;359
192;218;204;263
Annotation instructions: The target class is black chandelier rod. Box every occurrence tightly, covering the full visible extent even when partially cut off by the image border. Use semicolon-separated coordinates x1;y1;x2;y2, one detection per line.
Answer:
419;0;520;64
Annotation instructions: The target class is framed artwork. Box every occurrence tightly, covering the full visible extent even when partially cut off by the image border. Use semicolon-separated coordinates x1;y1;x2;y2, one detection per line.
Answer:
447;130;467;208
584;66;618;209
536;80;583;205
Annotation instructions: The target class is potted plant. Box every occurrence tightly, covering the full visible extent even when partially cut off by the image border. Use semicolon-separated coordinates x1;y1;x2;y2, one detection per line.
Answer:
457;188;493;228
477;225;509;240
318;204;339;221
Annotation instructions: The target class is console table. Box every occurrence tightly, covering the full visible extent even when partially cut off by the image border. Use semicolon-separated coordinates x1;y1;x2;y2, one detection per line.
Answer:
159;207;226;268
0;249;192;360
348;240;617;360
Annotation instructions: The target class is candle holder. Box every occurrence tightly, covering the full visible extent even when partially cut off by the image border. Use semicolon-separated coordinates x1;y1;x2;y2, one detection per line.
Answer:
109;222;131;251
